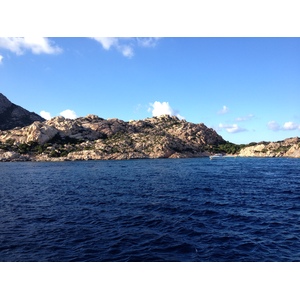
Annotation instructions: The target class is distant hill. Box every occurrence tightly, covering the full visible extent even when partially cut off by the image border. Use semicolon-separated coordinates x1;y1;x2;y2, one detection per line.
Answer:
0;93;45;130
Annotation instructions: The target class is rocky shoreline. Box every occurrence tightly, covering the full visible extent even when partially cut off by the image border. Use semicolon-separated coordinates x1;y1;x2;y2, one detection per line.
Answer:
1;119;299;162
1;147;300;162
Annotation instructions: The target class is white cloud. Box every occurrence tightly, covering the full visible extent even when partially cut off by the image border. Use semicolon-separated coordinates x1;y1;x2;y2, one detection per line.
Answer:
91;37;134;58
283;121;299;130
267;121;281;131
91;37;160;58
60;109;77;119
0;37;62;55
120;44;134;58
92;37;118;50
267;121;300;131
137;38;160;48
218;105;229;114
218;123;246;133
148;101;185;120
0;54;3;64
40;110;52;120
236;114;254;122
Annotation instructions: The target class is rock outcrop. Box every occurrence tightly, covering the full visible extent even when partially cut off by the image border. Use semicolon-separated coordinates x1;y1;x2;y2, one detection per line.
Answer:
0;114;225;161
238;137;300;158
0;93;45;130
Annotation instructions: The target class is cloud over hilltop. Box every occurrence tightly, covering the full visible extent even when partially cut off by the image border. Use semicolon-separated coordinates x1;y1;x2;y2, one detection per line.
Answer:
148;101;185;120
40;109;78;120
60;109;77;119
40;111;52;120
268;121;300;131
283;121;300;130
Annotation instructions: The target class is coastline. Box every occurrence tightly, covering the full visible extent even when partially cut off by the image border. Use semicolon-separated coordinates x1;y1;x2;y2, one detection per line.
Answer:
1;151;299;163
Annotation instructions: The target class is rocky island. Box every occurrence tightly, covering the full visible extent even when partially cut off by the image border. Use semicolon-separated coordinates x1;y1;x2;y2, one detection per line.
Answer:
0;93;299;161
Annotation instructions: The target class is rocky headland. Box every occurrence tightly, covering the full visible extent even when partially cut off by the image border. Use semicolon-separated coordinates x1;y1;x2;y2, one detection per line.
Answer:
0;93;299;161
0;113;227;162
238;137;300;158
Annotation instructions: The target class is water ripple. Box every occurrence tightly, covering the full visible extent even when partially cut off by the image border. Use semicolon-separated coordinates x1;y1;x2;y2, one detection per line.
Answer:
0;158;300;261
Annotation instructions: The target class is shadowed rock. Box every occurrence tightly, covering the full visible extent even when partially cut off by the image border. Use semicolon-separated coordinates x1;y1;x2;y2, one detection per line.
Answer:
0;93;45;130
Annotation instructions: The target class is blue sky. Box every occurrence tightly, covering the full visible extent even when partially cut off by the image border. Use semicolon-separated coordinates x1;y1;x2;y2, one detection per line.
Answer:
0;37;299;144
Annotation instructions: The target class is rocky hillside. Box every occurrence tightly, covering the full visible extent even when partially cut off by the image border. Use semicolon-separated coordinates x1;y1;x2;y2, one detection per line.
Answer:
238;137;300;158
0;93;45;130
0;114;226;161
1;93;299;161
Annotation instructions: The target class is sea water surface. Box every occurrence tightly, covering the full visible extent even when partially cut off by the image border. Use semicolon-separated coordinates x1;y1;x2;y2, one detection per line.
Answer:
0;157;300;261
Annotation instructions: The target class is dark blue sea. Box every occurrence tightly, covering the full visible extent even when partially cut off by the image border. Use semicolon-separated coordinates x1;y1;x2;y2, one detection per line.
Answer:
1;157;300;262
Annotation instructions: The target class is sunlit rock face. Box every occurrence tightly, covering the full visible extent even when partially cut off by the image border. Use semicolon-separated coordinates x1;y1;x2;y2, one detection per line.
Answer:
238;137;300;158
0;111;226;161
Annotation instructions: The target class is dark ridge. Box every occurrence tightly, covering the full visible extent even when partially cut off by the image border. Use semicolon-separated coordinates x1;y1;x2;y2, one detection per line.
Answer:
0;93;45;130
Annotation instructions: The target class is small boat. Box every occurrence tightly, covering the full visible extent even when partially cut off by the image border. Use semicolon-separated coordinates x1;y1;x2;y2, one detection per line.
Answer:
209;153;223;159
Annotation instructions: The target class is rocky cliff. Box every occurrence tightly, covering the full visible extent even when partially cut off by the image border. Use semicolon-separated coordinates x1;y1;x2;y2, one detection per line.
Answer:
0;114;226;161
0;93;45;130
